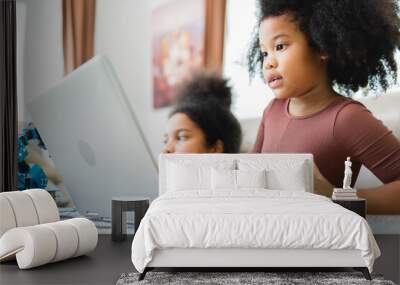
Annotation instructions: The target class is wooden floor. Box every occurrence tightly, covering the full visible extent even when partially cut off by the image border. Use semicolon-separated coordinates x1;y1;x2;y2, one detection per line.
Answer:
0;235;133;285
1;235;398;285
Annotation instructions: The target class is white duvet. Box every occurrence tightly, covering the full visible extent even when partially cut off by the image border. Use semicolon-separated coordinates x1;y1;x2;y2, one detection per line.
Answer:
131;190;380;273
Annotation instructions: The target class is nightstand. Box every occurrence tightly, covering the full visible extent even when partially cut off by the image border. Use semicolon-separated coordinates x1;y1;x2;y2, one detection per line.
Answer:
332;198;366;218
111;197;150;241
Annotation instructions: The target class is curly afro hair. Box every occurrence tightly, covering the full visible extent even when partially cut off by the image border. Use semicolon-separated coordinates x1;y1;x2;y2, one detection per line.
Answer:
170;72;242;153
247;0;400;93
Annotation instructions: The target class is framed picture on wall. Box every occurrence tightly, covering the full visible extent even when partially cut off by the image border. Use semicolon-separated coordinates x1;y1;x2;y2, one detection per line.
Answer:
151;0;205;109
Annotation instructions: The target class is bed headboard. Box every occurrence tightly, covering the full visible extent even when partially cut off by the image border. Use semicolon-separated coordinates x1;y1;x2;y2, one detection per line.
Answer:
158;153;314;196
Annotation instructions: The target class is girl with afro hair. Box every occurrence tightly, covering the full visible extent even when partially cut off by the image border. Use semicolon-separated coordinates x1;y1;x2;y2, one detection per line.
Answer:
248;0;400;214
163;72;242;154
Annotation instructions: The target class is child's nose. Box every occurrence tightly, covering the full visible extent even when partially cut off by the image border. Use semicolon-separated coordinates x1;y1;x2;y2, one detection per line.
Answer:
162;141;175;154
264;56;277;69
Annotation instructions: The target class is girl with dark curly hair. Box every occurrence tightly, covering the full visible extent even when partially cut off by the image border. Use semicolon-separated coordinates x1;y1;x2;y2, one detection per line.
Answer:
163;72;242;154
248;0;400;214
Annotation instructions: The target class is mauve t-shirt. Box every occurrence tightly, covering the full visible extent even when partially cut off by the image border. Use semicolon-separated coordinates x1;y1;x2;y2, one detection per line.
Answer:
252;97;400;187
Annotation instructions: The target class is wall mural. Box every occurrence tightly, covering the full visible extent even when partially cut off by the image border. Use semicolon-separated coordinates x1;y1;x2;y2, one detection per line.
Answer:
151;0;205;109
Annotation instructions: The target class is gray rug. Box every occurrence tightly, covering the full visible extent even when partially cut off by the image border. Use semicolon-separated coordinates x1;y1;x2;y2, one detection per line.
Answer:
116;271;396;285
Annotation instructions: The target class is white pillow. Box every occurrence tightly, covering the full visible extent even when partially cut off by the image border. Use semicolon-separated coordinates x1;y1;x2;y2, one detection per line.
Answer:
211;168;236;190
167;162;210;191
211;169;268;190
237;159;309;191
166;158;236;192
236;169;267;189
267;162;307;191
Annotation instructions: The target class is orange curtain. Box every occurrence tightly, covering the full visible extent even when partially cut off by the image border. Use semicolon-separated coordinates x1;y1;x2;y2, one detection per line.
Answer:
62;0;96;74
204;0;226;75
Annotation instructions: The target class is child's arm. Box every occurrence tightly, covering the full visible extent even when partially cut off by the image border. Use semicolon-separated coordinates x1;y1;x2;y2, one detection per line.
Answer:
357;181;400;214
333;102;400;214
314;164;400;214
313;163;335;197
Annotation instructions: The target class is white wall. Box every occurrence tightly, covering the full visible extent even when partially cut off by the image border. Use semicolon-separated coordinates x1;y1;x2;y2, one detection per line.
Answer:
16;0;64;124
94;0;170;159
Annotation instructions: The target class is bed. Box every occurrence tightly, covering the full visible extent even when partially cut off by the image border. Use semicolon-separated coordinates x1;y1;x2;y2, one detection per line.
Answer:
131;154;380;281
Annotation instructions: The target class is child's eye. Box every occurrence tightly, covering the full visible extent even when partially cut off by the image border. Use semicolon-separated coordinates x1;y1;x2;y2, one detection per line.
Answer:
276;44;287;51
261;51;268;58
178;135;188;142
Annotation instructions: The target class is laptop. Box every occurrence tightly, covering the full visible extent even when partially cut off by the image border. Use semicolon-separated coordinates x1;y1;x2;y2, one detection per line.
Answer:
27;55;159;219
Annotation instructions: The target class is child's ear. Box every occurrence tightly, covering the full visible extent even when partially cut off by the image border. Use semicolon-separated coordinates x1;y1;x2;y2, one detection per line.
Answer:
211;140;224;153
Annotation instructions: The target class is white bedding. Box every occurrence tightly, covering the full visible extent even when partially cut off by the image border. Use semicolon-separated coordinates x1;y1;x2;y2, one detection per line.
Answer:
131;190;380;273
